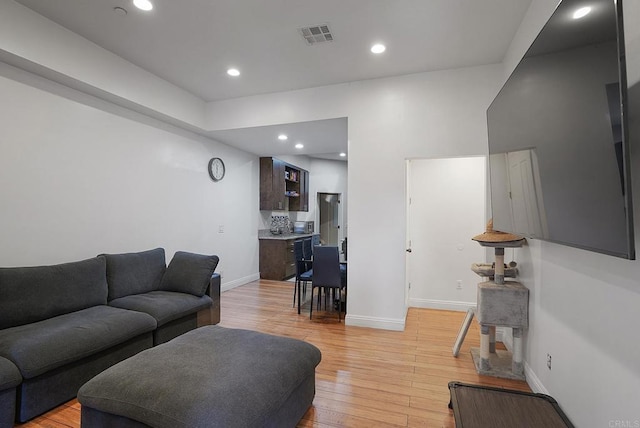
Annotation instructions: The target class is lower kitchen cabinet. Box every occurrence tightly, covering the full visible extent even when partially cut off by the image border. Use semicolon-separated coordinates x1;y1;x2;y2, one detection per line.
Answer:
259;238;297;280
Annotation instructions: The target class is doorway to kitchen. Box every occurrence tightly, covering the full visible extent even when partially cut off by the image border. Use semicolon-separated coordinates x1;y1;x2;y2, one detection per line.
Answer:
318;192;341;246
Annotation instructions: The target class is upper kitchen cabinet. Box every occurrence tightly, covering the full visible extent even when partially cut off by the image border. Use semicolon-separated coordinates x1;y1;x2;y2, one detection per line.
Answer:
260;157;309;212
260;157;285;210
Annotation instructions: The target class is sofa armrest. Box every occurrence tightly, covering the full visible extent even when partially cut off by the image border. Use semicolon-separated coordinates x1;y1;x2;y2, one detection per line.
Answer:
197;273;221;326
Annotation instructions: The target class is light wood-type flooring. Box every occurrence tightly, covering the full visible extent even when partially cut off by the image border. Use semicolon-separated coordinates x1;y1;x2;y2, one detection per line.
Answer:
17;279;530;427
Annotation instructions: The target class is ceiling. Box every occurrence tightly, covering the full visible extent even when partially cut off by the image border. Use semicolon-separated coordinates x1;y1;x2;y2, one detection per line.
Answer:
207;118;348;161
14;0;533;160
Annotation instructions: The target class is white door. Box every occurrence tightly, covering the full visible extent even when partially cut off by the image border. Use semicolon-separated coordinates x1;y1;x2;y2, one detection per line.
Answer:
406;157;486;308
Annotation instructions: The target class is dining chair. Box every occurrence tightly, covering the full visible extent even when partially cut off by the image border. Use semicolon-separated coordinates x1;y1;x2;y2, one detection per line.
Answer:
310;246;345;321
302;238;312;269
293;240;313;313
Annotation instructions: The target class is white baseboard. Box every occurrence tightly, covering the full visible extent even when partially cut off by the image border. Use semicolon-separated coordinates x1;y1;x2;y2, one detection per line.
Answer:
221;273;260;292
492;329;548;395
525;361;548;394
409;298;476;312
345;314;405;331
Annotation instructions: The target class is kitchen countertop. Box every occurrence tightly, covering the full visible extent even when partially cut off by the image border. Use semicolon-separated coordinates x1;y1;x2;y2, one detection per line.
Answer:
258;229;316;240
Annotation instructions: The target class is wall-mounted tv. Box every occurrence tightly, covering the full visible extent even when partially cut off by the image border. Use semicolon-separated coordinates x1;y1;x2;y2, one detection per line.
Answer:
487;0;635;259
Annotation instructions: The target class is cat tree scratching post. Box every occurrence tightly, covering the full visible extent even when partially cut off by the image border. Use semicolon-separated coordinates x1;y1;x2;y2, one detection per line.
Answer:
471;220;528;380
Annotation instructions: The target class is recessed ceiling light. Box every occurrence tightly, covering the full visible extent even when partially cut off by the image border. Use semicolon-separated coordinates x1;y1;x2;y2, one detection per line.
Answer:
573;6;591;19
113;7;127;16
278;134;288;141
295;143;304;149
227;68;240;77
371;43;386;54
339;152;346;157
133;0;153;11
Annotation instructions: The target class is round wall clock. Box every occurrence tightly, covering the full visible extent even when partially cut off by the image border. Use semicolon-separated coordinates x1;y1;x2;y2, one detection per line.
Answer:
208;157;225;182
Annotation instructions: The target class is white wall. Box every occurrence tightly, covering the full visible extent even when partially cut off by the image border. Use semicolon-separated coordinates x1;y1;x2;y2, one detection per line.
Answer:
0;63;260;289
206;84;350;131
500;1;640;426
407;157;486;310
205;65;503;330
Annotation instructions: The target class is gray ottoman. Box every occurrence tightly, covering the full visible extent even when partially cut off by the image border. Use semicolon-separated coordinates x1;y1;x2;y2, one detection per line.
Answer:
0;356;21;428
78;326;322;428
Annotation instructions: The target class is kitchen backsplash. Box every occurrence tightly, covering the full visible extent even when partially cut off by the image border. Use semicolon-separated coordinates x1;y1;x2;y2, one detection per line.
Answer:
258;211;314;231
271;215;290;232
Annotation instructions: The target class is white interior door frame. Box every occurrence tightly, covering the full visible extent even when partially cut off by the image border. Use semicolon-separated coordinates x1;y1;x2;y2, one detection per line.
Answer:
405;160;413;308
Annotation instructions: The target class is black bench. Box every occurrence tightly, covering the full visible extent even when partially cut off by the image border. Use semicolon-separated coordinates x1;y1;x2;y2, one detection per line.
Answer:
448;381;574;428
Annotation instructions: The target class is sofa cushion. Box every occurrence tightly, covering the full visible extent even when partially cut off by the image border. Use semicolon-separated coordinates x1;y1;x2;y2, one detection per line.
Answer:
0;257;107;329
100;248;166;301
0;357;21;391
108;291;212;326
0;306;157;379
159;252;219;297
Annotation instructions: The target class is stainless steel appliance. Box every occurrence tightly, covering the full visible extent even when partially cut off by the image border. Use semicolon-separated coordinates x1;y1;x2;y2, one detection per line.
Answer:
293;221;314;234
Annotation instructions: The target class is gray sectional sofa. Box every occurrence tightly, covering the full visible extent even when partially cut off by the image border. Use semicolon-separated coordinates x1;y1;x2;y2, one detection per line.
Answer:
0;357;21;428
0;248;220;425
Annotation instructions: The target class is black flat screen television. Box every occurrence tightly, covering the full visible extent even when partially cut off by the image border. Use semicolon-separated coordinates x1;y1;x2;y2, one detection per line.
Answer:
487;0;635;259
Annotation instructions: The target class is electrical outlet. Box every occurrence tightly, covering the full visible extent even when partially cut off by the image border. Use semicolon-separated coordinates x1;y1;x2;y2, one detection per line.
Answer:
219;270;224;279
456;280;462;290
218;225;224;233
547;353;552;370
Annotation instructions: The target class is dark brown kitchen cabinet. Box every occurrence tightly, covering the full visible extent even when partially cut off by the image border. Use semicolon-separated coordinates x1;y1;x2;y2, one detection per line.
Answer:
260;157;309;212
259;238;297;280
260;157;286;210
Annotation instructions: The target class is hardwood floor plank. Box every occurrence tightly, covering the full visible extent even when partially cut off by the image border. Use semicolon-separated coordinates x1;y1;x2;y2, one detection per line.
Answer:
312;394;408;426
315;379;411;407
19;279;530;427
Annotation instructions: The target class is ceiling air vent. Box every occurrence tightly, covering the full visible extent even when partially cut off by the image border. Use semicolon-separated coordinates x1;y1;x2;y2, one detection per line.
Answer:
298;24;333;45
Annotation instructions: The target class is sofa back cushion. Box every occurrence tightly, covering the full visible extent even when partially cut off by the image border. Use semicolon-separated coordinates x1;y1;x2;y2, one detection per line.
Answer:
0;257;108;329
101;248;166;301
159;251;219;296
